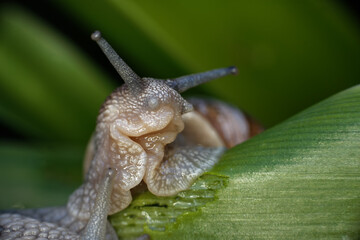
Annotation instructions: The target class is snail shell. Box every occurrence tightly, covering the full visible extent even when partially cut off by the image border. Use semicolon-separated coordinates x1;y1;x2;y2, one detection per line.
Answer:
182;98;263;148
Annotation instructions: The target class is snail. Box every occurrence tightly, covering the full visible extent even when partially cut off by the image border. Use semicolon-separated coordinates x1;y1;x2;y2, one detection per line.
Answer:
0;31;262;240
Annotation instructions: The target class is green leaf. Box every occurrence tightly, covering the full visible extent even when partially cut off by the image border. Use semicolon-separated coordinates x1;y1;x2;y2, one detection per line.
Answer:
0;6;113;142
110;85;360;239
53;0;360;127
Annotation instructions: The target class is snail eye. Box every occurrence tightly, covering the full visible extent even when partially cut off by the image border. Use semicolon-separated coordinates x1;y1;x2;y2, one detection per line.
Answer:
147;96;160;111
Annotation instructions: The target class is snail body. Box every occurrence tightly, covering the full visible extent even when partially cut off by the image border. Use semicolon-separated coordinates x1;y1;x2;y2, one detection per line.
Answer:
0;31;262;240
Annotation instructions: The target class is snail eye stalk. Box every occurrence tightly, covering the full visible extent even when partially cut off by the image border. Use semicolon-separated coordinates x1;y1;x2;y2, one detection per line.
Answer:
166;66;238;93
91;31;142;95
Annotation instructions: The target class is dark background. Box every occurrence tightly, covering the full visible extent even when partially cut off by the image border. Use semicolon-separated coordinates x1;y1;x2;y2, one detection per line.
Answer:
1;0;359;142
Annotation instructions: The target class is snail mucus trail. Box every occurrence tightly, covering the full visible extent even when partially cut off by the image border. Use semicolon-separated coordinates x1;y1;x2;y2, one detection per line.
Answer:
0;31;262;240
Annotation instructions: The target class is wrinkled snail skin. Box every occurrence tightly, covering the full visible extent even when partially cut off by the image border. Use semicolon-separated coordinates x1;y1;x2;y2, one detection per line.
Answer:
0;31;261;240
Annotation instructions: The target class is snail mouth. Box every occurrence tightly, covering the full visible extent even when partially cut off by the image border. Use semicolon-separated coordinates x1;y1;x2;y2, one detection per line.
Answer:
130;116;185;154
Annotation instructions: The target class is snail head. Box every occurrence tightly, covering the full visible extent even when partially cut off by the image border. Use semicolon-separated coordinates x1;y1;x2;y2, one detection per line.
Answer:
91;30;238;137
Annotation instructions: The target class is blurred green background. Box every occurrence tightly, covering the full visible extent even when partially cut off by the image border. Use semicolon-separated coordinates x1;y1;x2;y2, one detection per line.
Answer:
0;0;359;209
